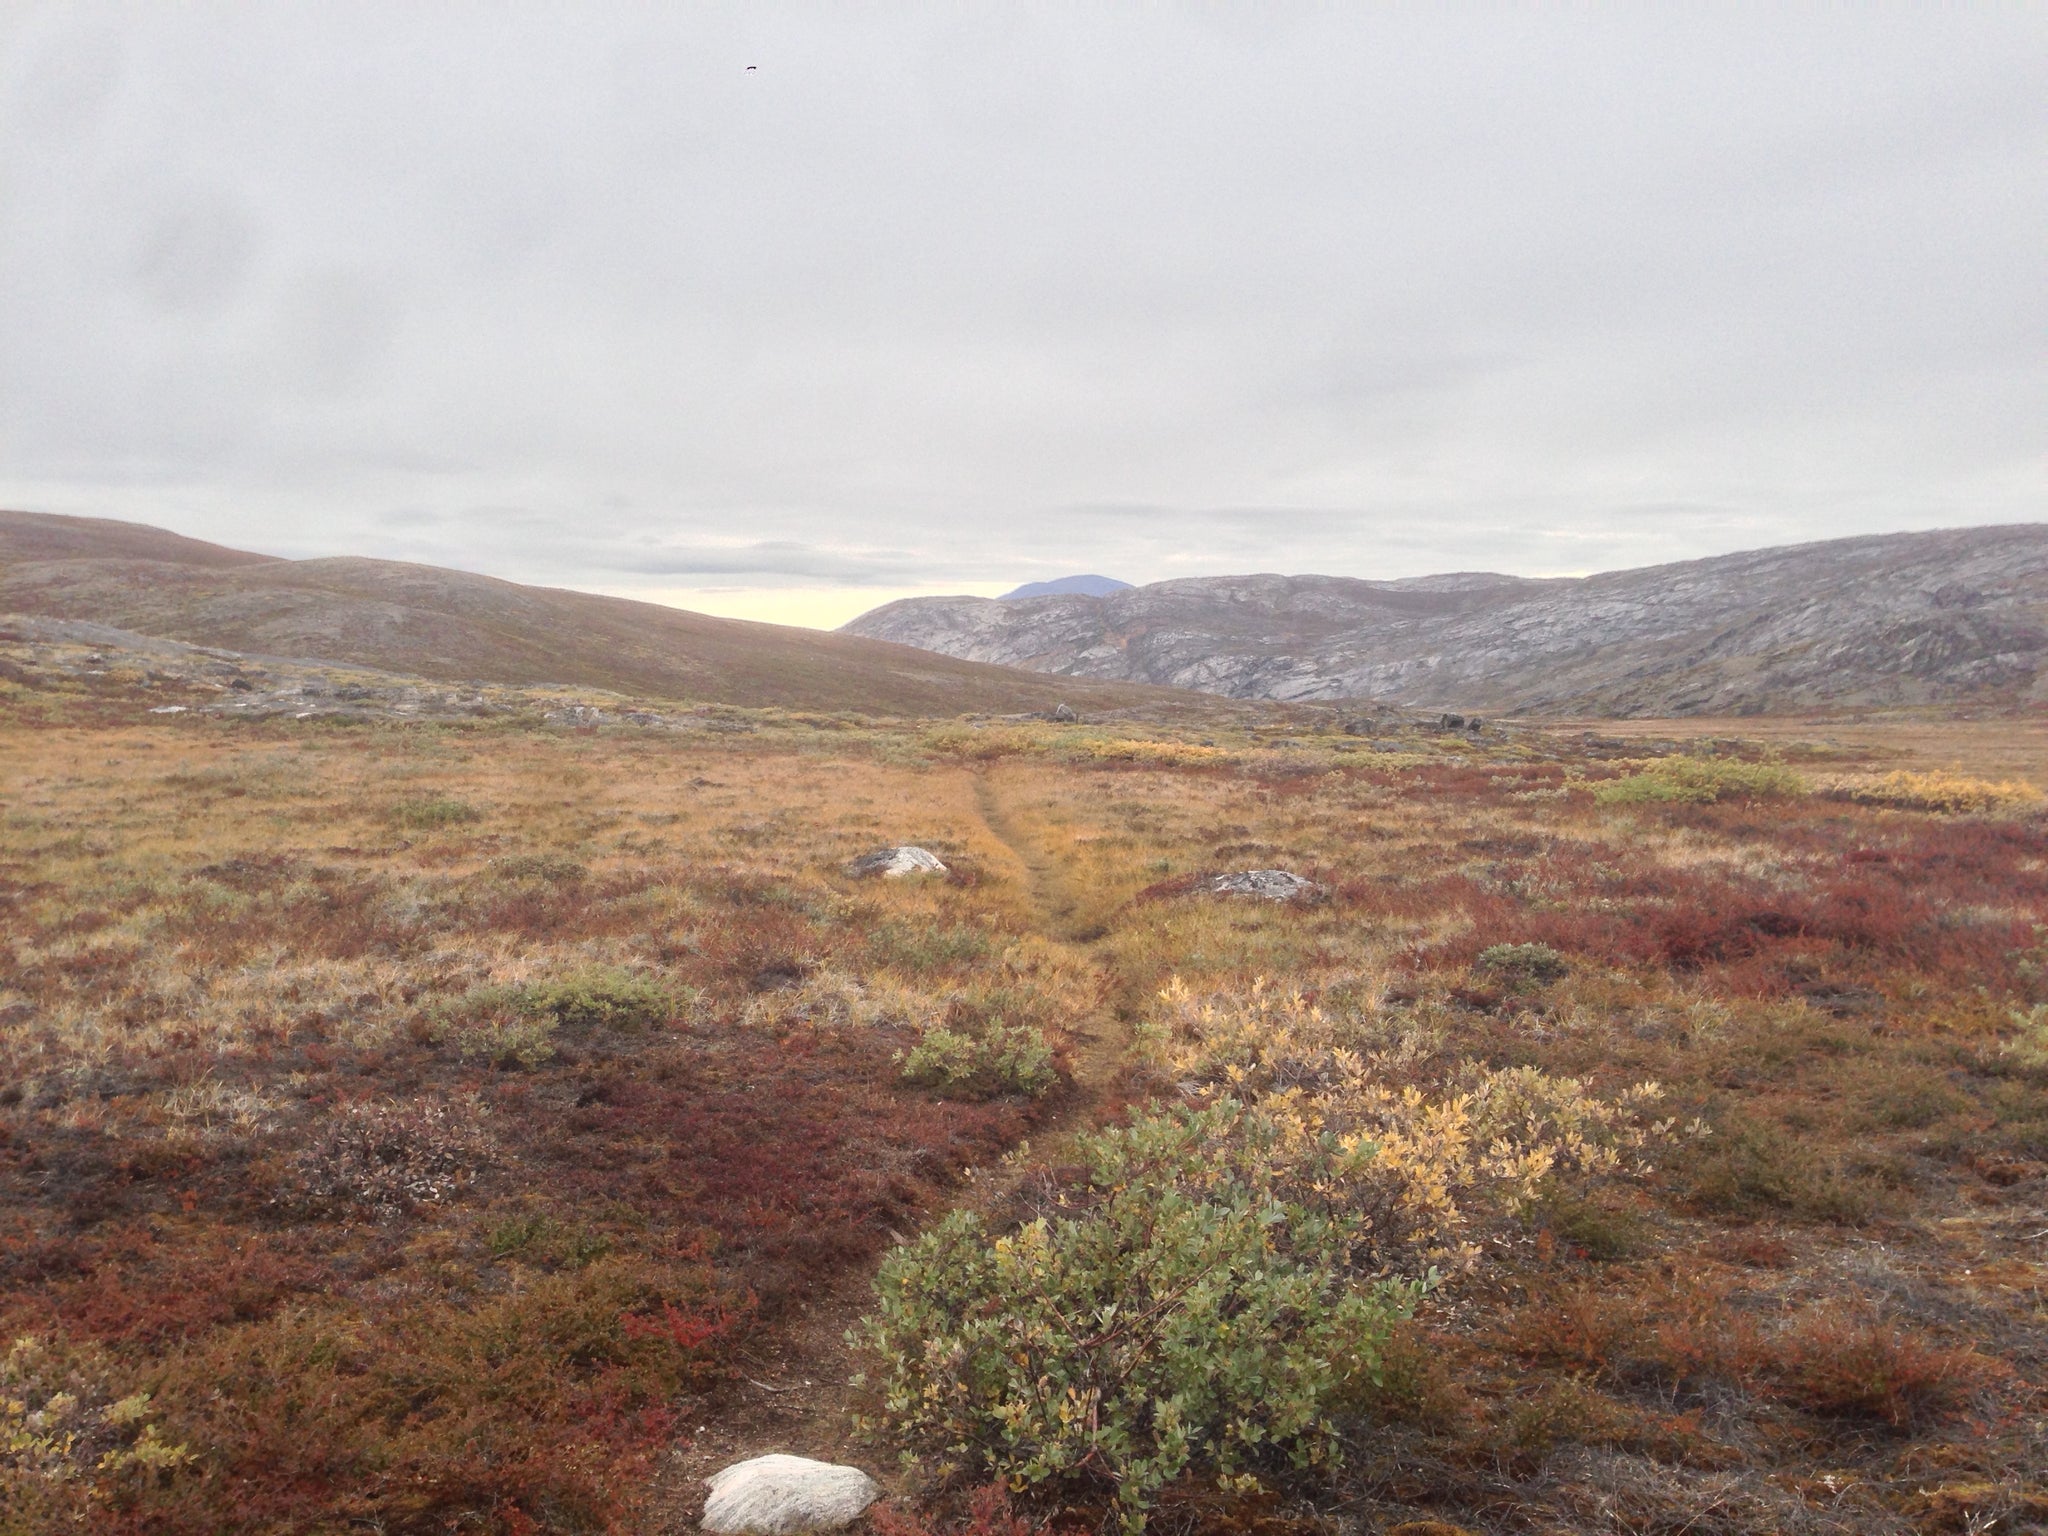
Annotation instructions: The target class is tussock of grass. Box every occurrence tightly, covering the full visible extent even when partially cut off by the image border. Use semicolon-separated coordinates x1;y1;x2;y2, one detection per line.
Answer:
387;794;483;828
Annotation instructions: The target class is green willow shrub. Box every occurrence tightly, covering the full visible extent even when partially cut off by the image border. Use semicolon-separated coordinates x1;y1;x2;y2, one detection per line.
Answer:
854;1102;1424;1527
1594;756;1806;806
531;966;681;1031
899;1019;1057;1099
1475;942;1569;986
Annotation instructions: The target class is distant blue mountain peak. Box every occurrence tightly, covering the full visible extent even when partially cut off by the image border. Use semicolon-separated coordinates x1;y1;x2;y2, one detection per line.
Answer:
999;575;1133;601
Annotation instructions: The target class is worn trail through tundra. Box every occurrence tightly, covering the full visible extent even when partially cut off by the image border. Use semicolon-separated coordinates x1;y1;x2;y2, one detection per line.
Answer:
971;765;1141;1106
646;767;1141;1533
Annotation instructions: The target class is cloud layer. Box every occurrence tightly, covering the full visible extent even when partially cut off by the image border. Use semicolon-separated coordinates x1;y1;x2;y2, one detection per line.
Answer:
2;5;2042;620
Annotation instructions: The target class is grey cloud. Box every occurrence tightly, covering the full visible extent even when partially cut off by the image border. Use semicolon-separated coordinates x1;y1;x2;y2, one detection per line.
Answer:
270;268;405;396
0;4;2042;603
126;186;253;312
337;508;924;586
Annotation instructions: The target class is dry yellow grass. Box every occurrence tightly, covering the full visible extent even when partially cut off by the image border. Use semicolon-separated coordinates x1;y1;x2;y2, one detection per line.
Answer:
1550;712;2048;783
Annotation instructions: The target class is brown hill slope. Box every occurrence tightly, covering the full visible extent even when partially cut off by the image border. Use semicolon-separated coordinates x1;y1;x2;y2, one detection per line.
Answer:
0;508;273;568
0;511;1175;717
844;523;2048;715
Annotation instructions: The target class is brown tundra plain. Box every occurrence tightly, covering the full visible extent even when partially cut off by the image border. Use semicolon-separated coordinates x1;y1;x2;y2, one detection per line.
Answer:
3;654;2047;1536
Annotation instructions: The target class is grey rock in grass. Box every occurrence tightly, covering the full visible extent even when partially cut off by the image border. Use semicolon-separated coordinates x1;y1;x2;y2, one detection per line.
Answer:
702;1454;881;1535
846;845;947;878
1210;869;1321;902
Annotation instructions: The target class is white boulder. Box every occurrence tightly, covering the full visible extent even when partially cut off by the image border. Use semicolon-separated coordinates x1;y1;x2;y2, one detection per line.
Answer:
846;846;947;878
702;1454;881;1535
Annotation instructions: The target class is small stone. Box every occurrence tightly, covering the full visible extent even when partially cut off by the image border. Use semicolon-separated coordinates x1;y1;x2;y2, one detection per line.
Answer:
702;1454;880;1535
1209;869;1320;902
846;846;947;878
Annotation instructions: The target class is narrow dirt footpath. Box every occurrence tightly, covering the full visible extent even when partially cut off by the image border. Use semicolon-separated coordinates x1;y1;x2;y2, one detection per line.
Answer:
970;766;1139;1108
972;769;1099;941
645;767;1140;1532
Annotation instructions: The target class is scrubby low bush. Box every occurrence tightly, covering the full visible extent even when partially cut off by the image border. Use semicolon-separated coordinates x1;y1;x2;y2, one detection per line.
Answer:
1830;769;2043;815
900;1019;1057;1100
429;967;685;1066
529;966;681;1031
2;1335;191;1524
855;1102;1424;1527
1146;978;1687;1267
1595;756;1805;806
893;974;1067;1100
862;981;1690;1527
1476;942;1569;985
1068;737;1230;768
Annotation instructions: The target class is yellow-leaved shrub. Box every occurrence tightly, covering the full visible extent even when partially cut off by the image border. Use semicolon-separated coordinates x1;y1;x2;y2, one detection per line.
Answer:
1828;769;2043;815
1144;976;1688;1268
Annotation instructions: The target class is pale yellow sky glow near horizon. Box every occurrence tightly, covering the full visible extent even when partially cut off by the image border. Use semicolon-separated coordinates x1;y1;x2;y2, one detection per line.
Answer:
597;583;1014;631
603;572;1611;629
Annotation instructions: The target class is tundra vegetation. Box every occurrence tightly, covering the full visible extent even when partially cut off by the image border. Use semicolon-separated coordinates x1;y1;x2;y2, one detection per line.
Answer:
1;653;2045;1535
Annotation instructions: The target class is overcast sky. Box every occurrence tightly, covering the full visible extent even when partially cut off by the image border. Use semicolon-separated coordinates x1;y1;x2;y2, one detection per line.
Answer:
2;5;2042;627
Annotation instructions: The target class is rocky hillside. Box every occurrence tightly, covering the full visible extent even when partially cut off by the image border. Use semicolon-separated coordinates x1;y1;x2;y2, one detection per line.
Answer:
844;525;2048;715
0;511;1190;719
